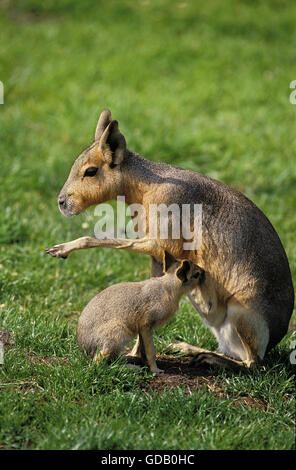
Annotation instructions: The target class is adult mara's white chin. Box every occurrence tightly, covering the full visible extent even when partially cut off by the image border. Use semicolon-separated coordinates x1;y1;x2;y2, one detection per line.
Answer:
58;202;76;217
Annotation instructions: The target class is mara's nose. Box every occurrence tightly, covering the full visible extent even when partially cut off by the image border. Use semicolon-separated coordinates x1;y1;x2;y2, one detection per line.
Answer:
58;196;65;207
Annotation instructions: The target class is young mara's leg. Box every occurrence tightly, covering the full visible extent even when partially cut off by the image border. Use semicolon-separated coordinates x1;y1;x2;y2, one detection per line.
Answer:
93;349;112;363
46;236;162;260
140;328;163;374
128;332;147;361
93;326;134;365
129;257;164;360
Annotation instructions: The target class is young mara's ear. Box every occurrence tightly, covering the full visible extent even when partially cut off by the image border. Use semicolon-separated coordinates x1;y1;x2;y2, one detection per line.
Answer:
95;109;112;141
99;120;126;166
176;260;191;283
163;250;177;273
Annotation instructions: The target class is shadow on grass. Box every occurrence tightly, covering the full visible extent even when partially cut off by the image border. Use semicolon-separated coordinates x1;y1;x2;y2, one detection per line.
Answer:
126;354;239;395
127;345;294;402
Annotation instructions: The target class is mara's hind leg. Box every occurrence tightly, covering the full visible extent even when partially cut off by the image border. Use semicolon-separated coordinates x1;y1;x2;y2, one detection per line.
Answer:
93;327;133;364
94;349;113;363
189;301;270;370
93;340;123;363
168;341;217;356
128;332;147;362
168;341;246;370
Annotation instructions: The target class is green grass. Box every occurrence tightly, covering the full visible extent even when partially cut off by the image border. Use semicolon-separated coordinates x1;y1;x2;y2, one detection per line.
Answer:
0;0;295;450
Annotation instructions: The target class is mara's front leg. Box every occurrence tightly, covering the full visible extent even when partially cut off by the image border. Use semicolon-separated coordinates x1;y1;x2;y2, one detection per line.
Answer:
46;236;162;260
140;328;164;374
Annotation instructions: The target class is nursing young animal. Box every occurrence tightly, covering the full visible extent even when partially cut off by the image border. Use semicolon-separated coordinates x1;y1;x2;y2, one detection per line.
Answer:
77;251;205;373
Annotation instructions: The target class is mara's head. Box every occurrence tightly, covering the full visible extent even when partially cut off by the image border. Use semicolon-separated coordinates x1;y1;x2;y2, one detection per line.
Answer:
162;251;205;290
58;109;126;217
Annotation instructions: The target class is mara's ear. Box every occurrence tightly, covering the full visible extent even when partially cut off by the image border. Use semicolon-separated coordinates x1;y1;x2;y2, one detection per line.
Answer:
192;265;205;283
176;260;191;283
95;109;112;141
99;120;126;166
163;250;177;273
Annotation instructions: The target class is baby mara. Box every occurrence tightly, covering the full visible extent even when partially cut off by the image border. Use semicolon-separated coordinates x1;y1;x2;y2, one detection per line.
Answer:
77;251;206;373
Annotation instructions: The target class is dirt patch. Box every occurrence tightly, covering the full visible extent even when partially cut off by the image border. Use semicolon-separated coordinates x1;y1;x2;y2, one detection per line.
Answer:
139;355;224;395
27;354;69;366
138;355;268;409
231;397;268;410
1;1;59;24
0;329;14;347
0;378;44;393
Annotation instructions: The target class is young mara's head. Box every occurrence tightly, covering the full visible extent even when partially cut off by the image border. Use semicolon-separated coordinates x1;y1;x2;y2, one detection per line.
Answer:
162;251;205;291
58;109;126;217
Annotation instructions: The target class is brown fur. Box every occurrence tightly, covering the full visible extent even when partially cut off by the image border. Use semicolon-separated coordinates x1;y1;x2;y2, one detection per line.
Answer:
47;109;294;370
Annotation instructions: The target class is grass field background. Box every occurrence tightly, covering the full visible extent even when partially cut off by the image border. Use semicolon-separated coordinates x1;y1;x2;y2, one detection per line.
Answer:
0;0;295;450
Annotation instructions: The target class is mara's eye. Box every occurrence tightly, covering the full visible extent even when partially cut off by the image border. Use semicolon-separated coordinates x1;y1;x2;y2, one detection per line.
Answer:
84;167;98;177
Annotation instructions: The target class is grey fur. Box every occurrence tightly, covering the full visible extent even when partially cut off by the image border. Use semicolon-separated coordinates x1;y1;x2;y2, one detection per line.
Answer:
77;255;204;373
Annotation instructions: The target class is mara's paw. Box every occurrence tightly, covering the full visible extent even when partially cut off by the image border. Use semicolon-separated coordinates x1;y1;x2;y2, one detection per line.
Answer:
189;352;216;367
45;244;69;259
167;341;205;355
189;351;244;371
